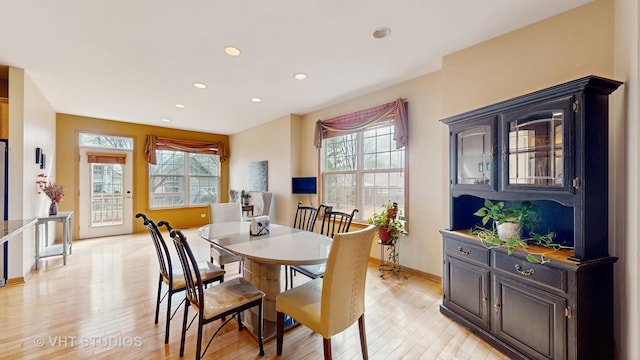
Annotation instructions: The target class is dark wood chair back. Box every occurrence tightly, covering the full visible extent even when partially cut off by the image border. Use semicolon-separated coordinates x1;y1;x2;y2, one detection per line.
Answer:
163;227;203;312
318;206;359;238
292;201;322;232
136;213;173;285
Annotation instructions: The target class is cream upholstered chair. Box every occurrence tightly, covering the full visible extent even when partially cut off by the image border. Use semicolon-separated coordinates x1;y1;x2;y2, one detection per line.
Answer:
247;191;272;217
276;225;376;360
209;202;243;274
289;206;359;288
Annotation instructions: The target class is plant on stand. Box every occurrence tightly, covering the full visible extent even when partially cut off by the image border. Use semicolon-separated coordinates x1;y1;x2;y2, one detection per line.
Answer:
36;173;64;216
368;201;408;278
241;190;251;205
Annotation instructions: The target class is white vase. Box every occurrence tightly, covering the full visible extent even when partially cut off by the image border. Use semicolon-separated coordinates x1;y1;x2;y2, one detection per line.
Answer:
497;222;522;241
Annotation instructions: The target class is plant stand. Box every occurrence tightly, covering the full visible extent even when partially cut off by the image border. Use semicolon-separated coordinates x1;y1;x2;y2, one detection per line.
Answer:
377;239;399;277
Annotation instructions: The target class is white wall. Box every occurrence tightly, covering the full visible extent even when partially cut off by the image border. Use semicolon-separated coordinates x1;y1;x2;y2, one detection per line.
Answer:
7;67;56;280
229;114;296;225
300;72;447;276
614;0;640;358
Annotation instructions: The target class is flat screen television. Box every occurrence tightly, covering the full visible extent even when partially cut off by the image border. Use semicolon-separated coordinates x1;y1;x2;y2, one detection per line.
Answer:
292;177;317;194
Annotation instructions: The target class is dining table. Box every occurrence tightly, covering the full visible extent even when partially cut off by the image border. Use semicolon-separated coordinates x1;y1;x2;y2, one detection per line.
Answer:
197;221;331;340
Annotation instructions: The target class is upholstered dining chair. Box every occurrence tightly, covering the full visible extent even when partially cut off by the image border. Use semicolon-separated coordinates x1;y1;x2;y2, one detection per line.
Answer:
167;228;265;359
276;225;376;360
209;202;244;274
135;213;225;344
289;206;359;288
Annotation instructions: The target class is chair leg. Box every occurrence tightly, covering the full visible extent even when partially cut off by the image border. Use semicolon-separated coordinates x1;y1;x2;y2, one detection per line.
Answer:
179;299;189;357
196;316;204;360
164;289;172;344
258;302;265;356
155;274;162;324
358;315;368;359
323;338;332;360
284;266;289;290
276;311;284;355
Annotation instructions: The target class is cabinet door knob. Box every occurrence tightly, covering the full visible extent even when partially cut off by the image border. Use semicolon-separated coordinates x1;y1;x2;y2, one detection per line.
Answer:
457;246;471;255
515;264;535;276
495;302;502;314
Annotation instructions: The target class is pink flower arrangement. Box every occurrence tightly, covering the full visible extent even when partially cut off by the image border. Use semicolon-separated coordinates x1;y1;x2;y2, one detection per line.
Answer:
36;173;64;203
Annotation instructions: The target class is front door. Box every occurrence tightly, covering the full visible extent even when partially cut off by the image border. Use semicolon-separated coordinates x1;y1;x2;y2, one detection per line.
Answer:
78;148;133;238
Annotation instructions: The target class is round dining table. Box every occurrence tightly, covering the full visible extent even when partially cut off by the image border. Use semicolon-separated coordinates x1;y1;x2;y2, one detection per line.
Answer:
197;221;331;339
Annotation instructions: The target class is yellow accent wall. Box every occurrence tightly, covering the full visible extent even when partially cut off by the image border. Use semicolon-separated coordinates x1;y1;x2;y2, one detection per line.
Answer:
56;113;229;235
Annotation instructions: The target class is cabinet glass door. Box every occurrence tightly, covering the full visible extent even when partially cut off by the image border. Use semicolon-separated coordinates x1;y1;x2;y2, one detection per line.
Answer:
502;96;573;192
457;125;492;186
508;112;562;185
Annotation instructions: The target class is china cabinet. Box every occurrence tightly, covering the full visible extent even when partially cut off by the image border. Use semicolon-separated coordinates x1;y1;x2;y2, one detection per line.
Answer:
440;76;621;359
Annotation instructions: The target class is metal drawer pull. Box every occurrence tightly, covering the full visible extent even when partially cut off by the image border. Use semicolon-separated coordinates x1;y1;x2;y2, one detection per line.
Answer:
457;247;471;255
514;264;535;276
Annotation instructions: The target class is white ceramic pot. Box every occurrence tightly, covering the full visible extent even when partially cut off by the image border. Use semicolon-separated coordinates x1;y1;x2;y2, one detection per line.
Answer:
497;222;522;241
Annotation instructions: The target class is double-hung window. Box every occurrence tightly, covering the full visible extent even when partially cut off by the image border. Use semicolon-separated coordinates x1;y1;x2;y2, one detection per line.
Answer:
322;121;406;222
149;150;220;208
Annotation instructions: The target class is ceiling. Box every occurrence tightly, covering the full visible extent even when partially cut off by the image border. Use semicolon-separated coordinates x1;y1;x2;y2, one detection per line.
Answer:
0;0;590;135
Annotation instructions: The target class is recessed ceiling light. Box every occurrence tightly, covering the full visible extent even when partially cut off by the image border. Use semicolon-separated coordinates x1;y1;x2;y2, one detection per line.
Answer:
294;73;307;80
161;118;171;123
373;27;391;39
225;46;241;56
251;97;262;103
194;82;207;89
176;104;185;109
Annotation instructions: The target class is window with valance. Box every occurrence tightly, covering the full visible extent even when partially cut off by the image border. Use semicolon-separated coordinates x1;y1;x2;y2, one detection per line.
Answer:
317;98;408;222
145;135;224;208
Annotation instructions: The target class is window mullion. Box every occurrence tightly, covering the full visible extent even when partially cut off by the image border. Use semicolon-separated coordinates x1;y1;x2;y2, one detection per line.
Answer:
356;131;364;213
184;154;190;205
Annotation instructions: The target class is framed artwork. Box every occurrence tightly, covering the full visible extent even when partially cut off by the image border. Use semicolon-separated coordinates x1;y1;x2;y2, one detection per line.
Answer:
247;161;268;192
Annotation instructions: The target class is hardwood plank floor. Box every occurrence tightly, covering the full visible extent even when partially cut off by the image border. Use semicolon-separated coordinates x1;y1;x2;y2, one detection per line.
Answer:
0;228;508;359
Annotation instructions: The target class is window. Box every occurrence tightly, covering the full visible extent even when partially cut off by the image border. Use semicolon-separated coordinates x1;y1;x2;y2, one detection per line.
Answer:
323;121;406;222
79;133;133;150
149;150;220;208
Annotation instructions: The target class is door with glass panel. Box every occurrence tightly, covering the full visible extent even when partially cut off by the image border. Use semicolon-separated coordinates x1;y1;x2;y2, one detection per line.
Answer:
78;134;134;239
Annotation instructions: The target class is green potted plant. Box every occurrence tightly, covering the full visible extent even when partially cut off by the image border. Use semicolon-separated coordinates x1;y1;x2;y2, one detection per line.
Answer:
472;199;568;263
474;199;540;241
368;201;408;277
241;190;251;205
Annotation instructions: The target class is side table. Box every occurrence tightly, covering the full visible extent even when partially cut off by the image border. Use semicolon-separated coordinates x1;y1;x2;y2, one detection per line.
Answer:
34;211;73;270
242;204;254;217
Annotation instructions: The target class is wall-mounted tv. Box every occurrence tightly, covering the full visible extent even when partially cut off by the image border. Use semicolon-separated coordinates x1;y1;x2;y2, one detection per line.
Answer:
292;177;317;194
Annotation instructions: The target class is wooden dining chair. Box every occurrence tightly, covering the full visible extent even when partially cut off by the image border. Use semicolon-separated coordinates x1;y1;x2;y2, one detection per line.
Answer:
167;228;265;359
285;201;323;288
292;201;322;232
209;202;244;274
276;225;376;360
135;213;225;344
289;206;359;288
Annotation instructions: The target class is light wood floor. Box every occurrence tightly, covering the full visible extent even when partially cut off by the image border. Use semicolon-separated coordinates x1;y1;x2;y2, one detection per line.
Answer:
0;228;508;360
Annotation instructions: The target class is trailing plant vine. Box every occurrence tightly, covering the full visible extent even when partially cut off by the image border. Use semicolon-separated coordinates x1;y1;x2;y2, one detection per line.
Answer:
471;199;573;264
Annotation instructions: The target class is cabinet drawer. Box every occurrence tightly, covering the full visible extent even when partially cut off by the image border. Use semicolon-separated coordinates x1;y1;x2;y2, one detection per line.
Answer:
444;237;490;266
493;252;567;293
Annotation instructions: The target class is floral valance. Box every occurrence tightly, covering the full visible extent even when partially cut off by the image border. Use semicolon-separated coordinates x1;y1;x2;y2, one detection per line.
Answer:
144;135;227;164
313;98;408;149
